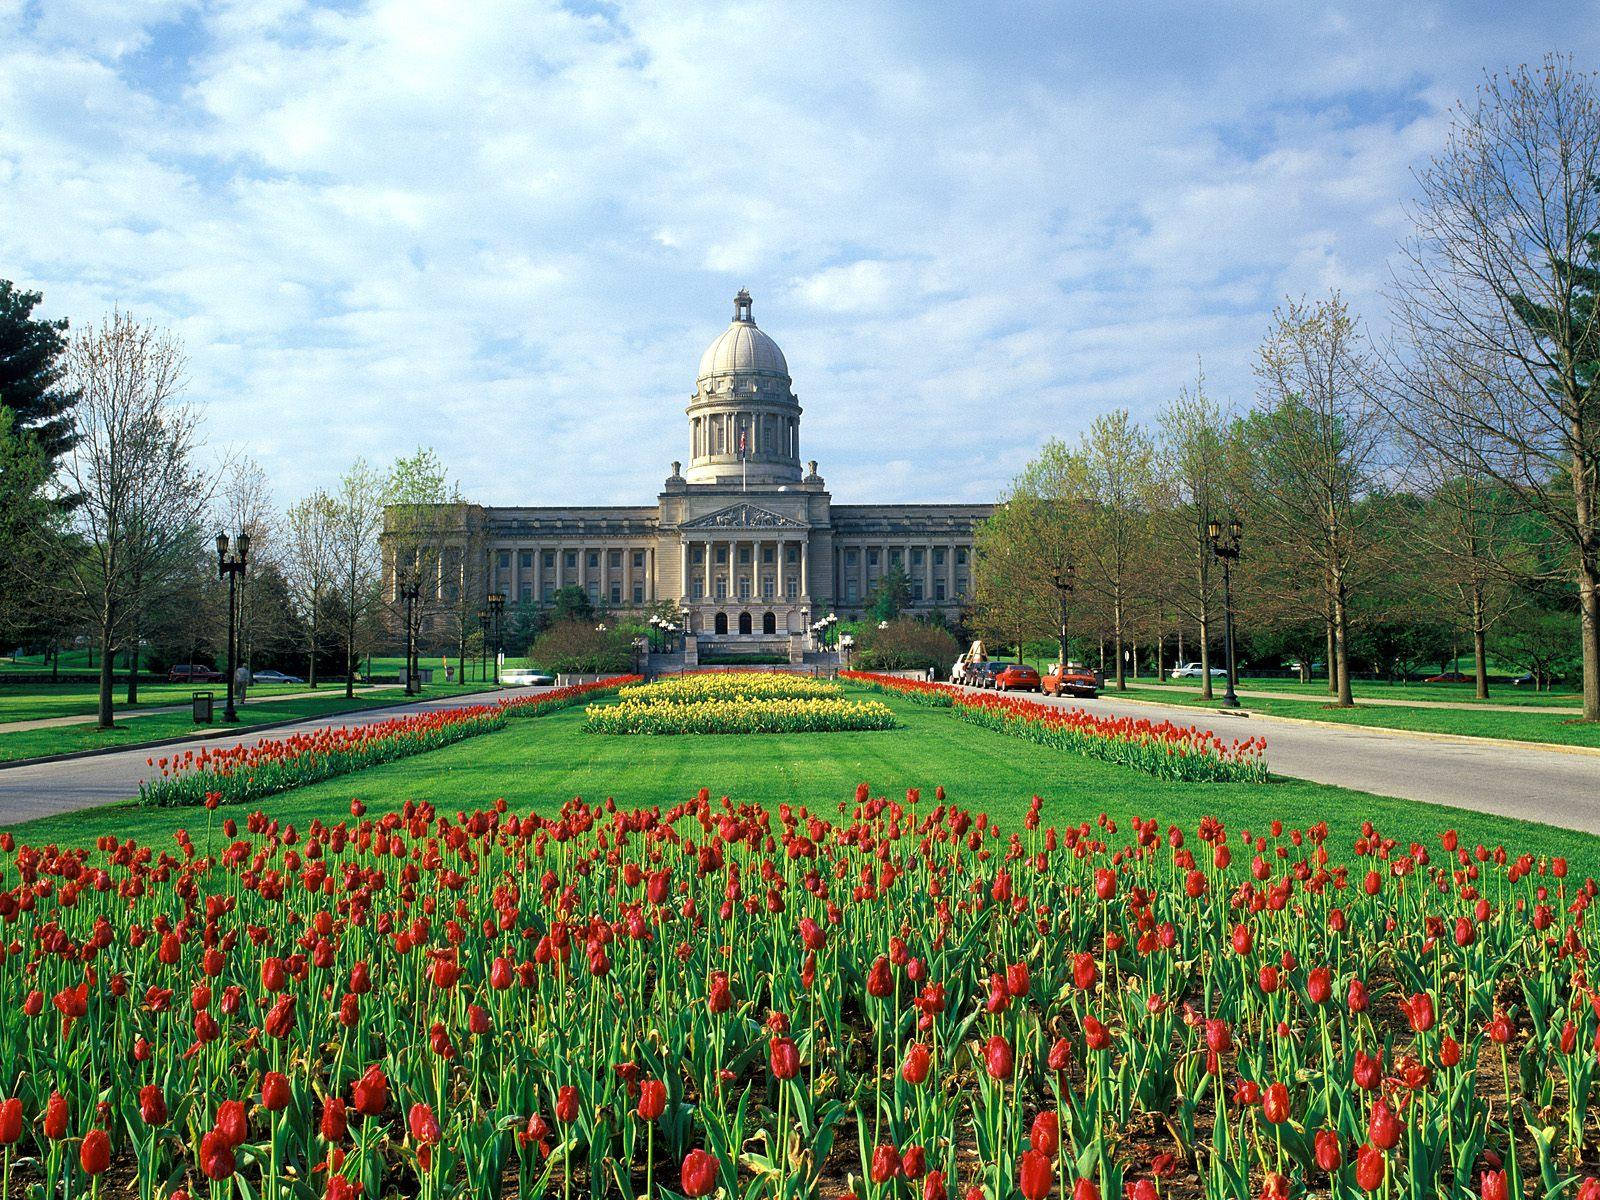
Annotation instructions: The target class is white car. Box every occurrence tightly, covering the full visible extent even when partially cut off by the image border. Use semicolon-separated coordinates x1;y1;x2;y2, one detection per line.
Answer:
1170;662;1228;679
501;669;554;687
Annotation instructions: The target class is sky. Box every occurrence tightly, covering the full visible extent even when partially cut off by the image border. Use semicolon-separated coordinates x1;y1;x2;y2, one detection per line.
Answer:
3;0;1598;509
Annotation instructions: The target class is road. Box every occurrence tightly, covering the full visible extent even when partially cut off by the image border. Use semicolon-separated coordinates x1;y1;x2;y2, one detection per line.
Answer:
0;687;534;826
1121;680;1582;715
959;685;1600;835
0;684;404;732
3;682;1600;836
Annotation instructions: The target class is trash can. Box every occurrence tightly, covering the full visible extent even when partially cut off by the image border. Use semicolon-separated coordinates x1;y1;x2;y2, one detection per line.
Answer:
192;691;214;724
416;667;434;686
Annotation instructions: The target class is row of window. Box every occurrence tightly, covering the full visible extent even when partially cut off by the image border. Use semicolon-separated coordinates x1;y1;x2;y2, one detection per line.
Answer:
689;545;801;566
689;576;801;601
511;582;648;606
496;548;649;572
841;546;966;567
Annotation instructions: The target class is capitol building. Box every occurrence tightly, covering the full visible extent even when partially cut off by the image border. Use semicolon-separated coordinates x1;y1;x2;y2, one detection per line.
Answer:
389;291;992;658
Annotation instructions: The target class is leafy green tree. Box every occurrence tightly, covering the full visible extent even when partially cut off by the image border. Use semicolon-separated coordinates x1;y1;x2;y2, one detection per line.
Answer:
0;405;62;646
548;584;595;624
869;565;912;622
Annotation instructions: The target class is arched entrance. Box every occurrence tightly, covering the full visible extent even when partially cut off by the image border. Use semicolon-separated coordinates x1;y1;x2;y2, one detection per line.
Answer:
762;611;776;634
714;612;728;635
738;612;753;635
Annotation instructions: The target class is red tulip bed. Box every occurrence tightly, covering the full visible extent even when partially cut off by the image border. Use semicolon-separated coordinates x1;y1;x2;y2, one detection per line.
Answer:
2;786;1597;1200
843;672;1267;784
136;678;639;810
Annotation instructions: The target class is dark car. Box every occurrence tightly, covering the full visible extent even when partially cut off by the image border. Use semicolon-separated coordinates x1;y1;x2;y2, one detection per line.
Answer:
251;670;305;685
1424;671;1471;683
167;663;222;683
993;663;1042;692
965;661;1003;689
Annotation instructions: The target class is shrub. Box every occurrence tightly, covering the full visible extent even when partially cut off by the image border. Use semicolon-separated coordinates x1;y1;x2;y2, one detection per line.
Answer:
529;620;637;674
854;619;960;672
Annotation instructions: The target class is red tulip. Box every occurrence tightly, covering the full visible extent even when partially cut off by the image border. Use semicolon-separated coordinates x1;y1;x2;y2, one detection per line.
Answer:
351;1065;388;1117
1368;1097;1400;1150
1314;1129;1342;1171
261;1071;291;1112
637;1079;666;1121
1030;1110;1060;1155
408;1102;441;1146
139;1084;167;1126
321;1097;347;1141
43;1092;67;1140
680;1148;718;1197
769;1036;800;1080
1018;1148;1054;1199
200;1128;235;1180
215;1099;248;1149
1481;1169;1509;1200
555;1085;578;1123
1072;1178;1100;1200
0;1099;20;1145
1006;961;1030;997
871;1143;902;1183
76;1127;109;1175
1261;1082;1290;1124
901;1042;932;1085
984;1034;1014;1080
1354;1144;1385;1192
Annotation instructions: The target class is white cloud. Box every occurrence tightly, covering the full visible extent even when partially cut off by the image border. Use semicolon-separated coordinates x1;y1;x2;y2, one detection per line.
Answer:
1;0;1597;510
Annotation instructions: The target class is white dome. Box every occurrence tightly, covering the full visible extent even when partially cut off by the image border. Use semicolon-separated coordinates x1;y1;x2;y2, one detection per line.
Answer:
696;291;789;382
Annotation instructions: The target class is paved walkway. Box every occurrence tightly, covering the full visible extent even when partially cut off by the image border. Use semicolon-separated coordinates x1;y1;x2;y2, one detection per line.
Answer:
955;685;1600;835
1123;681;1583;715
0;684;403;733
0;687;533;826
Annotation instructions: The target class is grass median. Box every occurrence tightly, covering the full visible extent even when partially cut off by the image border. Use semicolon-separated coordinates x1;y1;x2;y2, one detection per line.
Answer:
0;683;499;763
10;686;1599;877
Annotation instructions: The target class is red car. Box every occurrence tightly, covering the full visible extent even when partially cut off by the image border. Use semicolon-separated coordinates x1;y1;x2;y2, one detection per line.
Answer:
993;663;1041;692
167;663;222;683
1424;671;1471;683
1042;662;1099;698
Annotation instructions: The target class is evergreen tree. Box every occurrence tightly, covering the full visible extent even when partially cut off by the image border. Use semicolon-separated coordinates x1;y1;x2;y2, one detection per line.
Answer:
0;280;79;471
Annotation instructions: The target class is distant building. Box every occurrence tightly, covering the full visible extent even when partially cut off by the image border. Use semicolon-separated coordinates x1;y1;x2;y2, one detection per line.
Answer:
384;291;991;654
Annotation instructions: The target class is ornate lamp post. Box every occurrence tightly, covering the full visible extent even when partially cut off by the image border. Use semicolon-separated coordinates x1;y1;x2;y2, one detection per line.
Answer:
839;632;855;670
1207;516;1243;710
398;572;421;695
216;531;250;722
1052;560;1076;670
487;592;506;686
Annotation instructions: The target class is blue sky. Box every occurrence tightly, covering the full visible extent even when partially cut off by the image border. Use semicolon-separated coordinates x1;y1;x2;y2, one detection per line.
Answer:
3;1;1597;507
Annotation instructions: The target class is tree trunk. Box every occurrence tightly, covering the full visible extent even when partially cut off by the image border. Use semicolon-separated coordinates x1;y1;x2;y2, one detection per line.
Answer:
125;619;139;705
1325;615;1337;697
96;611;115;730
345;613;357;699
51;643;58;683
1470;585;1488;700
1198;612;1213;700
1332;583;1354;708
1113;597;1126;690
1057;592;1070;672
1579;562;1600;722
1155;632;1164;681
308;598;318;689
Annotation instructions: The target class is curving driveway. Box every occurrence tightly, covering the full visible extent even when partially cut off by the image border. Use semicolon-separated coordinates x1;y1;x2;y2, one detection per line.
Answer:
955;684;1600;835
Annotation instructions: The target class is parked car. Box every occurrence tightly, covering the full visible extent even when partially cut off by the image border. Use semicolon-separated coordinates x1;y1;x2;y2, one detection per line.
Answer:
964;661;1004;689
1423;671;1471;683
1042;662;1099;699
1511;672;1536;687
251;669;304;685
1170;662;1228;680
501;669;555;687
167;664;222;683
993;663;1041;692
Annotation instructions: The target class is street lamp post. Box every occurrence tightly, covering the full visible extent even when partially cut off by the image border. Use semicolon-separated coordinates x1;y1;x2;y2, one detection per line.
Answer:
398;572;421;695
487;592;506;686
216;531;251;722
1207;516;1243;710
839;632;855;670
1052;560;1076;670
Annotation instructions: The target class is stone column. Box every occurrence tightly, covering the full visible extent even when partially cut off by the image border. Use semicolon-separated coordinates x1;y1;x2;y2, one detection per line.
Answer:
680;540;688;603
777;539;785;602
801;539;809;599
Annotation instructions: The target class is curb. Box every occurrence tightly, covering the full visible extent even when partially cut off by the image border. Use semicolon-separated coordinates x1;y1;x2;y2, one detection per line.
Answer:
1099;691;1600;759
0;690;501;772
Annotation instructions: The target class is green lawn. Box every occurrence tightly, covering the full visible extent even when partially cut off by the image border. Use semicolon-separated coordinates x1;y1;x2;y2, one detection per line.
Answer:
1133;674;1582;707
0;683;498;763
12;688;1599;877
1099;683;1600;748
0;679;316;724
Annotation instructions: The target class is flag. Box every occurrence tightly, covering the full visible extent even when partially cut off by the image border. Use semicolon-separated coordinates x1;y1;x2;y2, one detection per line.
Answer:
739;431;747;457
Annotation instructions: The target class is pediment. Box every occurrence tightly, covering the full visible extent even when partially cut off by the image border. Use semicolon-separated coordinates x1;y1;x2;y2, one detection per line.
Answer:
681;503;807;530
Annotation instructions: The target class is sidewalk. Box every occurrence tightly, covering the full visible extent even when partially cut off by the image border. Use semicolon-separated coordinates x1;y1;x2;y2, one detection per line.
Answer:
0;685;402;733
1122;681;1583;716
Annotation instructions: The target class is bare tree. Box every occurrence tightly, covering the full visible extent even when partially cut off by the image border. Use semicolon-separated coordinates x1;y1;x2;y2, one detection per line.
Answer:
1384;55;1600;720
283;490;339;688
1157;368;1229;698
1244;293;1388;706
1077;409;1156;690
216;456;281;679
330;458;384;698
57;311;208;728
383;447;464;685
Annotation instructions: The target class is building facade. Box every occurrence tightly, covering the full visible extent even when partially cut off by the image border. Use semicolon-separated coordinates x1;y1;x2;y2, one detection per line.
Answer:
386;291;992;652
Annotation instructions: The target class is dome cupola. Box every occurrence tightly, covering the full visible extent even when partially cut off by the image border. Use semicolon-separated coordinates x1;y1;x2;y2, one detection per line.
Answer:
685;290;803;486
